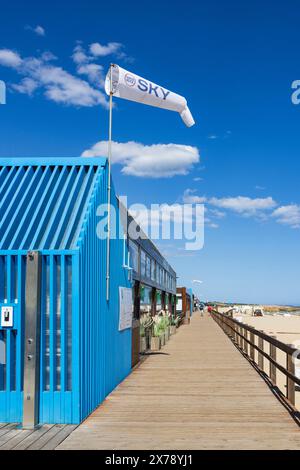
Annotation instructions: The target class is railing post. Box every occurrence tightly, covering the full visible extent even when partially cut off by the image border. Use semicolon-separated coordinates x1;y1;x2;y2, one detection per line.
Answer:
243;329;248;355
241;326;244;349
227;319;230;337
258;331;264;371
250;331;255;361
287;345;295;406
269;335;277;385
233;322;237;343
238;325;243;348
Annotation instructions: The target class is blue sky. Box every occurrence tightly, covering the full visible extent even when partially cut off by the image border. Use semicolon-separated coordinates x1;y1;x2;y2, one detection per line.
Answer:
0;0;300;304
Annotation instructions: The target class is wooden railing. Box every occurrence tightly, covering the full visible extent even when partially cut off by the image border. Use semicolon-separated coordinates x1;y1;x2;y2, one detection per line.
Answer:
211;310;300;407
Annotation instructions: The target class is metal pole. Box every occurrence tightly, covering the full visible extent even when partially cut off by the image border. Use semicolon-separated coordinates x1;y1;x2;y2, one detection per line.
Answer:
23;251;41;429
106;65;113;301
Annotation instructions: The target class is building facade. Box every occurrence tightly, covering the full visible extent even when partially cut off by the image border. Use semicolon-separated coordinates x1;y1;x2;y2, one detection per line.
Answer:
0;157;177;425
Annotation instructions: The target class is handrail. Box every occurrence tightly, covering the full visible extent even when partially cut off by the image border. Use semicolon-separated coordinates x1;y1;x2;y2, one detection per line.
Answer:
211;309;300;407
213;309;297;355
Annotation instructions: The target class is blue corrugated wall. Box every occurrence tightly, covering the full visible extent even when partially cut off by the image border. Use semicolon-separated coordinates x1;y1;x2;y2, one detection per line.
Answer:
0;158;132;425
77;163;132;422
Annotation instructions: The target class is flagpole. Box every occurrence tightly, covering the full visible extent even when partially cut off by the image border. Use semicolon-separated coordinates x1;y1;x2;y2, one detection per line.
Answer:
106;64;113;302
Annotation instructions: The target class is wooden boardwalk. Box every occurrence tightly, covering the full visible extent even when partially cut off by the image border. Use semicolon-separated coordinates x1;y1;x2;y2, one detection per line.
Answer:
58;312;300;450
0;423;76;450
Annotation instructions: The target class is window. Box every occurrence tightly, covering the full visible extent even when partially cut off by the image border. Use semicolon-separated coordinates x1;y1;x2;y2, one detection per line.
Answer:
146;256;151;279
159;267;164;286
156;290;162;312
151;259;156;282
141;250;146;277
129;240;139;273
156;264;160;284
140;285;152;314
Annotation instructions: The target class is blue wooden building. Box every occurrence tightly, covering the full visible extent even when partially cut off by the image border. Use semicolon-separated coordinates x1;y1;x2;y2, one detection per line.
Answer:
0;157;132;425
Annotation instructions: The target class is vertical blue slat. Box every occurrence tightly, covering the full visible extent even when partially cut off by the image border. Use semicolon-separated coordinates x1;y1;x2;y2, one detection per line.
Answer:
60;256;66;393
72;253;80;423
49;255;56;394
6;256;12;392
16;256;23;392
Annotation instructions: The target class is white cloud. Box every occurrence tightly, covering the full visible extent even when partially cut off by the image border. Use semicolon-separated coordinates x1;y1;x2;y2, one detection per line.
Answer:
208;135;218;140
40;66;107;107
272;205;300;229
183;189;206;204
0;48;108;108
82;141;200;178
209;208;226;219
129;204;194;232
12;78;39;95
209;196;277;215
72;44;89;64
208;223;219;229
181;189;300;230
192;280;203;284
25;25;46;36
77;63;104;85
90;42;123;57
193;177;203;182
0;49;22;68
34;25;45;36
71;44;105;85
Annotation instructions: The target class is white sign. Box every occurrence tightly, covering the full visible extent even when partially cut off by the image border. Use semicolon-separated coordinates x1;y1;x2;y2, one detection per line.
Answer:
105;64;195;127
1;306;13;328
176;298;183;311
119;287;133;331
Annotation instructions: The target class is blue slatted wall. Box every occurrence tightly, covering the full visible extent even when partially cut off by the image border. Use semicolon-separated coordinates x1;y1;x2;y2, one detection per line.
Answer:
0;158;132;424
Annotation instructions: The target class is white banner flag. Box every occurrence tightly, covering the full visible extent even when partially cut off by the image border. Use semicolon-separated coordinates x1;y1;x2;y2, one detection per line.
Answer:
105;64;195;127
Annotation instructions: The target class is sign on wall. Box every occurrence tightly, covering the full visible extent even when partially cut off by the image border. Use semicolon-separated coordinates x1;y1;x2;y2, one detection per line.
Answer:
119;287;133;331
176;295;182;311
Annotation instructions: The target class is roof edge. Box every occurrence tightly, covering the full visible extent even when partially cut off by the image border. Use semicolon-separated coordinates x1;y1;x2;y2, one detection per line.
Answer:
0;157;108;167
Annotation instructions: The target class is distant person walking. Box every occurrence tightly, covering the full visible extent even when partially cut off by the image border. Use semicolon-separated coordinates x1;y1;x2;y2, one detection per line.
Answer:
199;305;204;317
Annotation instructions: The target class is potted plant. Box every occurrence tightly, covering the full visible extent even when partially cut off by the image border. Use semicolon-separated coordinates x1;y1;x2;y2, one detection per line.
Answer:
151;322;161;351
140;323;146;353
161;312;170;343
170;315;178;335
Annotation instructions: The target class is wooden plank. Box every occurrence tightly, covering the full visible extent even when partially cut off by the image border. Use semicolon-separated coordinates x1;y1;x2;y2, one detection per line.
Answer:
57;312;300;451
0;429;34;450
13;425;54;450
0;423;18;438
27;425;66;450
40;425;77;450
0;427;21;447
0;423;10;430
